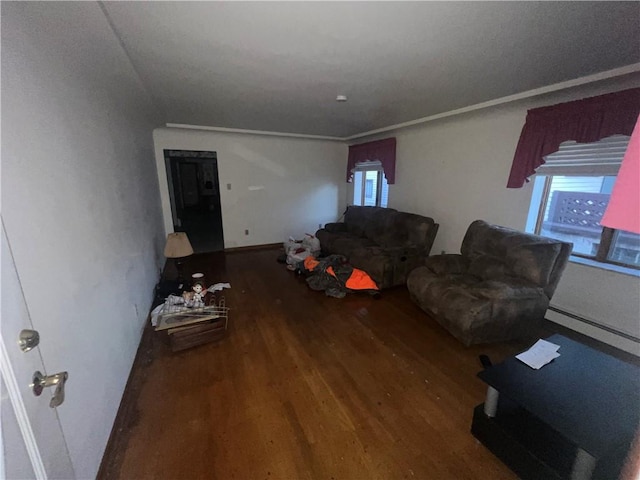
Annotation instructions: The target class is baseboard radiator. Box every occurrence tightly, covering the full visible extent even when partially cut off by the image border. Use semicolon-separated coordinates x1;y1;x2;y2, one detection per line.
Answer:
547;305;640;344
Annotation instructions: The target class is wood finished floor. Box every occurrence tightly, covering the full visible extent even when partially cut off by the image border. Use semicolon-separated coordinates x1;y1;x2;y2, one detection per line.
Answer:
100;248;536;480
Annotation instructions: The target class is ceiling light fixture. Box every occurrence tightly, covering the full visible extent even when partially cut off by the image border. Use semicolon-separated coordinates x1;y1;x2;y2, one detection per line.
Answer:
336;95;347;102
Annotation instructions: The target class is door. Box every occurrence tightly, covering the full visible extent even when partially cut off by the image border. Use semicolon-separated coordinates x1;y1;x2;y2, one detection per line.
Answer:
166;155;225;253
1;223;74;479
178;163;199;207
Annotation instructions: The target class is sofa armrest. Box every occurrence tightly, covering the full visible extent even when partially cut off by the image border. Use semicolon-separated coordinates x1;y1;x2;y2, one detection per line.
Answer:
424;254;469;275
323;222;348;234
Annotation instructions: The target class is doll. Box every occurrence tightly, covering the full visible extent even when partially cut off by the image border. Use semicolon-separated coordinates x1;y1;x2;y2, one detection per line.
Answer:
191;281;206;307
181;281;206;308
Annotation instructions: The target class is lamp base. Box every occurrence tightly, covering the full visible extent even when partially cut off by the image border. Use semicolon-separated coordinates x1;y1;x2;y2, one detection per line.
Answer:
174;257;192;289
175;258;185;284
155;280;184;302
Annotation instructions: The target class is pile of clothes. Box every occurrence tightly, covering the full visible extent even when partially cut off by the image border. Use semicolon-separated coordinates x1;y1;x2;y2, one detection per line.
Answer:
301;254;379;298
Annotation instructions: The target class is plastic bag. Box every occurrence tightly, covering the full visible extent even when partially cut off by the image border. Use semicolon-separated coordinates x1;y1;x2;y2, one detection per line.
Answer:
284;236;301;254
302;233;321;255
287;248;311;265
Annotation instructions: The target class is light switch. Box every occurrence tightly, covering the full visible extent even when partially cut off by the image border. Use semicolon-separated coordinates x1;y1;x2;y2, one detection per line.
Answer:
227;183;231;190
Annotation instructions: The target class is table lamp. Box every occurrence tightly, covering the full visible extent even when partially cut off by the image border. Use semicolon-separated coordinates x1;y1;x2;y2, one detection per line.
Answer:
164;232;194;284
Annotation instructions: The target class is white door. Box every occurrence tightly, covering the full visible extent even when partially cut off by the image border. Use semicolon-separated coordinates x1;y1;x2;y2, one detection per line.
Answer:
1;223;75;479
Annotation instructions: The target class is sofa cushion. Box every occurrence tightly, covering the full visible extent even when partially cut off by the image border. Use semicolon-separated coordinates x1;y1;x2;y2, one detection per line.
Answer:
377;212;437;249
363;209;398;245
344;206;395;238
331;236;376;257
323;222;348;234
316;231;361;253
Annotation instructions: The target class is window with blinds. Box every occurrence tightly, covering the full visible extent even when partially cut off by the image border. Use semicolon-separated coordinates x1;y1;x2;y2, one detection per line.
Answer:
526;135;640;269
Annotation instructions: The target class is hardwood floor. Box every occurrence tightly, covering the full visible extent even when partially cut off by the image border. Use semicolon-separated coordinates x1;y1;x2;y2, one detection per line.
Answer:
99;248;539;480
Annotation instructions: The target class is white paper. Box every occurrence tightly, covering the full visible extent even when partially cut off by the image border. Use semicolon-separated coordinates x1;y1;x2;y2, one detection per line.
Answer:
516;339;561;369
150;303;164;327
207;282;231;293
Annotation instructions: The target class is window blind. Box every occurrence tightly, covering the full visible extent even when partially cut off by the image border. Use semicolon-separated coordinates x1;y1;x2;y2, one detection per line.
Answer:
536;135;630;176
354;160;383;172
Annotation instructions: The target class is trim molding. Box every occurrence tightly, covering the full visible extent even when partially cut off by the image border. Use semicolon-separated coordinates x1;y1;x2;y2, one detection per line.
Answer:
547;305;640;343
346;63;640;140
224;242;281;253
165;64;640;142
165;123;344;142
0;336;46;480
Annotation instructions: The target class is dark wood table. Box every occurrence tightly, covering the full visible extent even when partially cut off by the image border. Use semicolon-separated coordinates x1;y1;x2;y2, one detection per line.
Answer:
472;334;640;480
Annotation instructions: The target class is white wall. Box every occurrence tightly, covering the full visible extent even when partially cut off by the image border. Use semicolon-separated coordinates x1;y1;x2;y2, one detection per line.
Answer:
361;75;640;354
153;128;347;247
2;2;165;478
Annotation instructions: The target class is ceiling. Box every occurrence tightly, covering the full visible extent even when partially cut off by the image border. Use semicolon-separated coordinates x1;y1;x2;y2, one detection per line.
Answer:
102;1;640;138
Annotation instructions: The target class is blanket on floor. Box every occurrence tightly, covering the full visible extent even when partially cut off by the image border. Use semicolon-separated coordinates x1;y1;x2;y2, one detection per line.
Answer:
302;255;379;298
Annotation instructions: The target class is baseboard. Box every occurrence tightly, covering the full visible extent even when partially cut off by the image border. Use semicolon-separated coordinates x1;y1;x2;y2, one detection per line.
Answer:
224;242;281;253
97;311;156;479
546;306;640;357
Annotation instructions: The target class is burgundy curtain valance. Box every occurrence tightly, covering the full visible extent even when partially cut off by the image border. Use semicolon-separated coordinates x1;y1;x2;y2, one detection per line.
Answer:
507;88;640;188
347;137;397;184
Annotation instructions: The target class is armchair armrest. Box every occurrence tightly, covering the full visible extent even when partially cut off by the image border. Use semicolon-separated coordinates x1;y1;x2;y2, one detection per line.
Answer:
424;254;469;275
323;222;348;233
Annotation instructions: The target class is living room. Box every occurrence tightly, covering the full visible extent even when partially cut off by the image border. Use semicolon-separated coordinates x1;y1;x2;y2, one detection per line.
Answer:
2;2;639;479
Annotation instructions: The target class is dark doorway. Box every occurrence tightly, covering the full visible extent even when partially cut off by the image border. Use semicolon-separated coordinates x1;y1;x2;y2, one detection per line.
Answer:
165;150;224;253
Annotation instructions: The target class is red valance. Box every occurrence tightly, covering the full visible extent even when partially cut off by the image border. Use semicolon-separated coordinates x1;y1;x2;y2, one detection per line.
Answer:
507;88;640;188
347;137;397;184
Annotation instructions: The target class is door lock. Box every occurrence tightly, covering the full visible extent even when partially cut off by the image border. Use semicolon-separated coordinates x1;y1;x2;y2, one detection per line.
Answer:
31;371;68;408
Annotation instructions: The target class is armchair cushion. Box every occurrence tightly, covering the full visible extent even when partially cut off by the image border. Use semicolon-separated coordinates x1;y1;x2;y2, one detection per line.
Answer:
506;242;562;296
424;254;469;275
467;255;507;280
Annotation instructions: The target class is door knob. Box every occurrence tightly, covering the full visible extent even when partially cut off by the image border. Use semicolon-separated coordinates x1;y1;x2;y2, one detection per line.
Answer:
19;329;40;352
31;371;68;408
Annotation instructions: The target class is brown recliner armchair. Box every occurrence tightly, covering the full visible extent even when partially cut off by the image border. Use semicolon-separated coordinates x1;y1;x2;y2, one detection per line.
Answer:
407;220;572;346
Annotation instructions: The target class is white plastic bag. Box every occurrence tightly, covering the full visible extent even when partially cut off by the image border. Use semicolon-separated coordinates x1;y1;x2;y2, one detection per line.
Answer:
302;234;321;255
284;236;301;254
287;248;311;265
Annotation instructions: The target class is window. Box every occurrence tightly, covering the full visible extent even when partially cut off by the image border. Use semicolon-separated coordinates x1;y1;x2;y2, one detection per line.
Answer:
352;161;389;207
526;135;640;269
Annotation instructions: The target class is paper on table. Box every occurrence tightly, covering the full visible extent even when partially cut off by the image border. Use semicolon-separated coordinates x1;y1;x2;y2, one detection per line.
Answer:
516;339;561;370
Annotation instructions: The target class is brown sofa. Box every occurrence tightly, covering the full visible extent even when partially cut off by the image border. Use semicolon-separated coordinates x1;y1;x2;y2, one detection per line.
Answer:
315;206;439;289
407;220;571;346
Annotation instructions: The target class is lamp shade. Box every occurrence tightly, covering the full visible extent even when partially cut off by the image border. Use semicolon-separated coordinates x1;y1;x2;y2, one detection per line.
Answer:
164;232;194;258
601;115;640;234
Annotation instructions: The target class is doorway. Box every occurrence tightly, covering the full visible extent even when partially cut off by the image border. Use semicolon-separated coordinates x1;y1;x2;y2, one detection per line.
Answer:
164;150;224;253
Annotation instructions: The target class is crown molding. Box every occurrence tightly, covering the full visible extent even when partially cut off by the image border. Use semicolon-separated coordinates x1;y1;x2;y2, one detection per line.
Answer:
165;63;640;143
164;123;344;142
345;63;640;141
